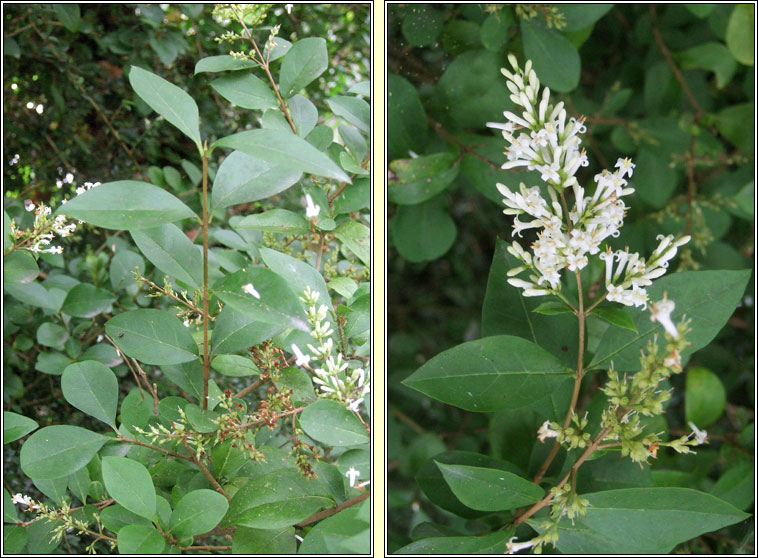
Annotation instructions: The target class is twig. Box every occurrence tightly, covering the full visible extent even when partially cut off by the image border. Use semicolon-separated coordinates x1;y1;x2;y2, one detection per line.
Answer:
295;491;370;528
181;440;229;500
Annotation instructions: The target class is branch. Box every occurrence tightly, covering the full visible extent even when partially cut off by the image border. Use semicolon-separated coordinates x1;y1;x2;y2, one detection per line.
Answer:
295;491;370;528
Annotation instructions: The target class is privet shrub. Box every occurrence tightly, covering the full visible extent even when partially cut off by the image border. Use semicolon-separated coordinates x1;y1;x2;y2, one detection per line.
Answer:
4;5;370;555
387;4;753;555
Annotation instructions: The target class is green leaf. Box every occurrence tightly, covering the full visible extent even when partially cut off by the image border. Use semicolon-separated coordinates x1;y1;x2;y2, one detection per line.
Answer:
235;209;310;234
222;468;334;529
194;55;258;74
56;181;196;230
214;129;349;182
685;367;726;427
4;489;18;523
212;442;247;479
3;211;13;252
3;525;27;553
437;463;544;512
403;335;573;412
589;270;752;370
35;351;73;375
559;4;613;31
279;37;328;97
388;153;460;205
4;281;58;310
117;524;166;555
102;456;156;521
392;195;456;263
110;250;145;292
212;267;309;332
20;426;107;480
184;404;220;433
711;462;754;510
129;66;202;147
532;301;574;315
130;224;203;290
289;94;318;137
210;306;283;356
61;361;119;428
233;526;296;554
105;309;199;365
726;4;754;66
211;73;278;110
212;151;301;209
300;399;370;447
480;11;515;52
387;73;427;160
333;221;370;266
68;466;91;504
275;367;316;404
298;505;369;554
416;451;525;518
327;96;370;133
685;4;716;18
3;411;39;443
435;50;512;129
259;247;331;309
715;103;754;151
61;283;115;318
211;354;260;377
732;180;754;219
52;4;81;32
402;5;444;47
3;250;39;284
590;306;638;332
521;18;580;92
169;489;229;537
339;124;367;162
394;531;511;554
529;488;750;554
37;322;69;349
348;80;370;96
677;42;737;88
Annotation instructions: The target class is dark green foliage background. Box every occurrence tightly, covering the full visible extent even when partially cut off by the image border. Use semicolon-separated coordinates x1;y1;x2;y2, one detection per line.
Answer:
387;4;754;554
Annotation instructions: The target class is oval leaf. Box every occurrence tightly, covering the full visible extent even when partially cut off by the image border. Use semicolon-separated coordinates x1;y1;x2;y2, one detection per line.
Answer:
102;457;156;521
211;73;278;110
3;411;39;444
20;426;107;480
129;66;202;147
212;267;309;333
521;18;580;92
105;309;198;365
61;283;116;318
130;224;203;290
436;462;544;511
117;524;166;555
403;335;573;412
56;181;196;230
169;489;229;537
279;37;328;97
212;151;301;209
685;367;726;428
213;129;350;183
3;250;39;284
222;469;334;529
299;399;369;447
61;361;119;428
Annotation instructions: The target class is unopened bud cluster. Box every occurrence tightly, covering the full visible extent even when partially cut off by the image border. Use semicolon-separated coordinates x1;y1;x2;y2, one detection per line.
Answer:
295;286;370;413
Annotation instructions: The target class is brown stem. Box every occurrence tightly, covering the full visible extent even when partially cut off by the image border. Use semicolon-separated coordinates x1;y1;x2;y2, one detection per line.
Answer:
295;491;370;528
533;270;586;484
105;334;145;400
428;117;503;170
201;147;210;410
181;440;229;500
116;435;193;462
233;377;266;399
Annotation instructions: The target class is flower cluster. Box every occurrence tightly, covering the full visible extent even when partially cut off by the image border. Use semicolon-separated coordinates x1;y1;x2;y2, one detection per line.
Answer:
294;286;370;413
9;201;77;255
489;55;690;309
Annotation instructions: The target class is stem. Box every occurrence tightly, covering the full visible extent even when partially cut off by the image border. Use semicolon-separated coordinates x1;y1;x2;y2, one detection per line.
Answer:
533;270;586;484
201;146;210;410
295;491;370;528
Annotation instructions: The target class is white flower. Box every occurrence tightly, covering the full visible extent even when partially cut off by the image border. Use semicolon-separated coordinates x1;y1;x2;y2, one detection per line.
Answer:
537;420;559;442
291;344;310;367
506;537;536;554
11;493;34;508
285;3;294;14
304;194;320;219
348;398;364;412
48;246;63;255
649;294;678;338
615;157;636;178
242;283;260;299
345;466;361;487
24;200;35;212
688;421;708;445
76;186;86;195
